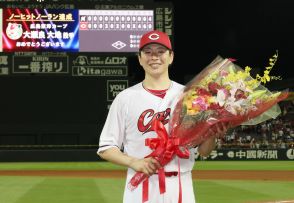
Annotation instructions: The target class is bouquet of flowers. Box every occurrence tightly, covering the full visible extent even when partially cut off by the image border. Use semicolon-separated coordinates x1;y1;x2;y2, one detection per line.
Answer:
170;52;288;148
128;52;288;201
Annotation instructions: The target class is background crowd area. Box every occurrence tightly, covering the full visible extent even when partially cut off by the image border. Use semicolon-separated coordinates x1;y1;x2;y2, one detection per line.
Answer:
217;100;294;149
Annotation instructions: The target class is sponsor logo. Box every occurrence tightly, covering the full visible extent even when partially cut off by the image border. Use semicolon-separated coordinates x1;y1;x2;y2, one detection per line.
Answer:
286;149;294;159
107;80;128;101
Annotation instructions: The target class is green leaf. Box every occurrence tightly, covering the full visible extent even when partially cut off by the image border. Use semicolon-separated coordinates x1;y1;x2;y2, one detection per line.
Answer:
249;90;267;100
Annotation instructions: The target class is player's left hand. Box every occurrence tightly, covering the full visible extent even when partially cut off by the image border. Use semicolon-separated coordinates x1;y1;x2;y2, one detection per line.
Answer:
129;157;161;176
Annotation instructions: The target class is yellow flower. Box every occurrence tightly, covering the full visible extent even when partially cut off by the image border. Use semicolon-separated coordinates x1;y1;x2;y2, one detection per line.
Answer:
255;51;280;84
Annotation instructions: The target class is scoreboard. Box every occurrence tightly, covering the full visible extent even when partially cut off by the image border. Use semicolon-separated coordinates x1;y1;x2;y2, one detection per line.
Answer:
0;1;174;53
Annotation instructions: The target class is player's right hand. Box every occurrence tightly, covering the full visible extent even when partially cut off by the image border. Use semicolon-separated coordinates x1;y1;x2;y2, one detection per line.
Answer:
129;157;161;176
209;122;229;138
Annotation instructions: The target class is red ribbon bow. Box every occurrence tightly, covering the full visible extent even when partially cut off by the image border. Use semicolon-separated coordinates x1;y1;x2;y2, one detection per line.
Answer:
145;119;190;166
129;119;190;203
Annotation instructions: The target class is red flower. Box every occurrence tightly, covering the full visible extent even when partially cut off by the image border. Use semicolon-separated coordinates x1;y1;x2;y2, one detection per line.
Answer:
228;58;237;62
235;89;247;100
208;102;221;110
197;88;211;96
208;82;221;94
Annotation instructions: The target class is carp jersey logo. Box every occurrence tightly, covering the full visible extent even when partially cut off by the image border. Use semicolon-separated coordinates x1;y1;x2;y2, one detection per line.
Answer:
137;108;171;134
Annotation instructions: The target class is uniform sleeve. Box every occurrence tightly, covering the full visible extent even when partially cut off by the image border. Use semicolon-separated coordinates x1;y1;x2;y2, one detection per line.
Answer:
97;92;127;154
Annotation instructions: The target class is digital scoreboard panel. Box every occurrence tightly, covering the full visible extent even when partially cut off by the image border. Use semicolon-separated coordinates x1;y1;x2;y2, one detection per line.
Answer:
79;10;154;52
2;8;79;52
0;2;173;53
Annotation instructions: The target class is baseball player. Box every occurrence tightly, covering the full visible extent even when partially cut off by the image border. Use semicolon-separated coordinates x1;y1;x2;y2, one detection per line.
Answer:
98;30;227;203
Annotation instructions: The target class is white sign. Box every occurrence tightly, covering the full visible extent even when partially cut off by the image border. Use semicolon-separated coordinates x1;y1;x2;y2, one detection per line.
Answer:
107;80;128;101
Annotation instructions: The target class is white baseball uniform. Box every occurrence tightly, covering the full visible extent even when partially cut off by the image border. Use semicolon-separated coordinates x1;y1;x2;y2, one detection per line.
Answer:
98;81;196;203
